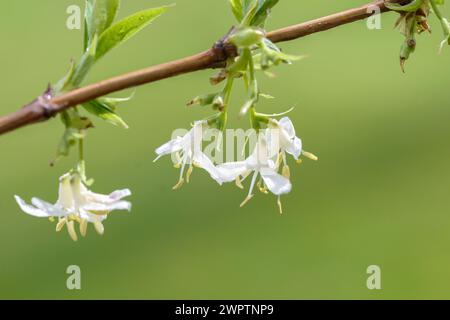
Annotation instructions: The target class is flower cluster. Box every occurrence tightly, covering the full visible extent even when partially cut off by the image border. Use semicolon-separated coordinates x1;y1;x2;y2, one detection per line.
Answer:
15;171;131;241
155;0;317;212
155;117;317;213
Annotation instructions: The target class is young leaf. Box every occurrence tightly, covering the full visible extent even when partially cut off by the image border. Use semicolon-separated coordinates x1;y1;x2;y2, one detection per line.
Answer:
85;0;121;50
240;0;259;26
98;92;135;110
251;0;279;26
84;0;94;51
53;60;76;93
83;100;129;129
95;6;168;60
229;0;243;22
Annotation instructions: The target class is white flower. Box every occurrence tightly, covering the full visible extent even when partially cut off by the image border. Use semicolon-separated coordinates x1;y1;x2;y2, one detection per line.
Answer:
154;120;223;189
15;173;131;241
267;116;318;179
268;117;302;160
217;132;292;212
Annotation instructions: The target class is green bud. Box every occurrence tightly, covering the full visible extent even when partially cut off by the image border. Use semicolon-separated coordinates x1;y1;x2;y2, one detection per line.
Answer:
229;27;265;48
400;37;416;73
210;70;228;85
239;98;255;117
212;95;225;111
187;93;217;107
227;49;251;74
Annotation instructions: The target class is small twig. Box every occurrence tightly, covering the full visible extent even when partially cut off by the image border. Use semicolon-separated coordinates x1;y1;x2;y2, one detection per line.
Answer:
0;0;407;136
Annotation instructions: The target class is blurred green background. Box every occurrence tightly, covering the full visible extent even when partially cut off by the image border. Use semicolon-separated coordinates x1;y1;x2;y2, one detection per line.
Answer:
1;0;450;299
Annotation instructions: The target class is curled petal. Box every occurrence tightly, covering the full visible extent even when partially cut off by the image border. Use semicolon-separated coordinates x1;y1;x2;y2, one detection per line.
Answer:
82;188;132;204
193;152;224;185
83;200;132;213
15;196;66;218
154;137;184;162
31;198;69;217
278;117;296;139
217;161;249;183
260;169;292;196
285;136;302;160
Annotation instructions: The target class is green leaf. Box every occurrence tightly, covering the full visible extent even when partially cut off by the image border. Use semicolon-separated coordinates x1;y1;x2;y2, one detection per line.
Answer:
95;6;168;60
85;0;120;50
54;60;76;93
251;0;279;26
84;0;94;51
229;0;243;22
83;99;129;129
231;0;278;26
98;92;134;110
240;0;259;26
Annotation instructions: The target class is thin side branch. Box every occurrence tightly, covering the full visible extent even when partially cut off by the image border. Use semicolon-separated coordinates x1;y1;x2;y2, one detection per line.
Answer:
0;0;406;136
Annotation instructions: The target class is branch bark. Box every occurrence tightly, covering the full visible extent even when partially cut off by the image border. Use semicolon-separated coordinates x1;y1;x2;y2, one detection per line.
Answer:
0;0;406;135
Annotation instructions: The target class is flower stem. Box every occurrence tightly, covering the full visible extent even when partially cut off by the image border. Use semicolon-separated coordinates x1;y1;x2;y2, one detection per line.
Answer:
223;76;235;111
246;49;261;130
78;135;85;162
430;0;444;20
430;0;450;39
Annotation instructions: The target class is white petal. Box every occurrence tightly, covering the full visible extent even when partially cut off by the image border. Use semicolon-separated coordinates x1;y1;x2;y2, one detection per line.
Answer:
260;168;292;195
15;196;53;218
285;136;303;160
79;209;108;223
154;137;184;161
246;134;270;168
71;176;87;209
82;188;132;204
56;173;74;209
217;161;248;183
31;198;68;217
109;189;132;200
193;152;223;184
83;200;132;212
278;117;296;138
266;128;281;159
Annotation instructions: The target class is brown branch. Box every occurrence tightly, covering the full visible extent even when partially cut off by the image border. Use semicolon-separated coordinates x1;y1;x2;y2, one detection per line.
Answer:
0;0;406;135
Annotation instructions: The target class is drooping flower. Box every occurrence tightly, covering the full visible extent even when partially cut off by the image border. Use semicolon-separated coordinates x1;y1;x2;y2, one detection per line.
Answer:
218;132;292;212
267;116;318;179
154;120;223;189
15;172;131;241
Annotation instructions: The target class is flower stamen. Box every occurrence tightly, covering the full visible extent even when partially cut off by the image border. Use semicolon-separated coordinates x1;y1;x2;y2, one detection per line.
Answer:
186;165;194;183
235;176;244;189
277;196;283;214
172;178;185;190
240;195;254;208
303;151;318;161
56;218;66;232
282;165;291;179
67;220;78;242
80;219;88;237
93;221;104;235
